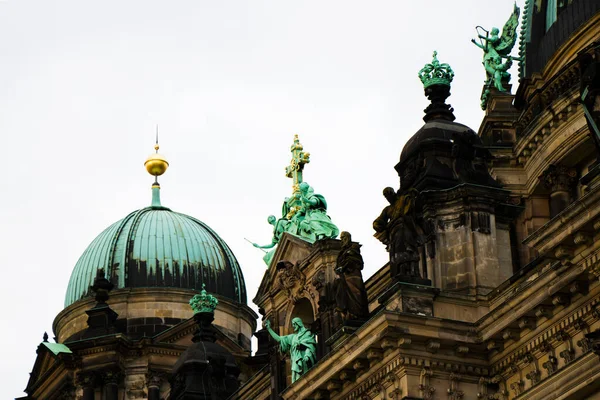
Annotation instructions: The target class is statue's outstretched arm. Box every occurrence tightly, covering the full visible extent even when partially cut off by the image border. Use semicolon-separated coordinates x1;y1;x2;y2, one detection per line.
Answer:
265;320;281;342
253;240;277;249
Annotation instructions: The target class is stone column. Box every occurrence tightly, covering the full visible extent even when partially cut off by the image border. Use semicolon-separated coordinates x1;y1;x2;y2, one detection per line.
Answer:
540;165;577;217
147;375;161;400
77;373;97;400
103;371;121;400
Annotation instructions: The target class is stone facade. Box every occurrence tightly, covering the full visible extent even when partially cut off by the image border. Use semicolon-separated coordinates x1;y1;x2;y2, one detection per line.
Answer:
20;3;600;400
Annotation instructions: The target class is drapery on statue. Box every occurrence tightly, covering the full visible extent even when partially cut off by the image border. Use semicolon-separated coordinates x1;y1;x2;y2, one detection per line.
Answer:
471;3;521;107
373;187;421;278
293;182;339;242
264;318;317;383
334;232;369;322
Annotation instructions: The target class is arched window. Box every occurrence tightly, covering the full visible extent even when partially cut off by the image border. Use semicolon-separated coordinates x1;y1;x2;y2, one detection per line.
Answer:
290;298;315;330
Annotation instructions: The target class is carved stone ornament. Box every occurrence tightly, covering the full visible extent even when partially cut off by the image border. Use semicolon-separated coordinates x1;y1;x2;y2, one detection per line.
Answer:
311;269;326;290
419;367;435;400
275;260;306;302
542;355;558;375
539;165;577;192
448;373;464;400
510;380;524;396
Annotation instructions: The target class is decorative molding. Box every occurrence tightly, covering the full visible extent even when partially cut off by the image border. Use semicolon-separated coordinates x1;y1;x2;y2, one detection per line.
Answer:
510;380;524;397
275;261;307;303
492;295;600;376
448;373;464;400
387;373;403;400
419;367;435;400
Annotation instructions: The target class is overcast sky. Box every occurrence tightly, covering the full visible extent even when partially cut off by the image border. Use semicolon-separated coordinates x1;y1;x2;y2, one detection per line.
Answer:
0;1;524;397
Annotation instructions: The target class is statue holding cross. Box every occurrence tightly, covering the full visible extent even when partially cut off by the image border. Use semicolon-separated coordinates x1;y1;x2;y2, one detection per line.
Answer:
251;135;339;266
285;134;311;219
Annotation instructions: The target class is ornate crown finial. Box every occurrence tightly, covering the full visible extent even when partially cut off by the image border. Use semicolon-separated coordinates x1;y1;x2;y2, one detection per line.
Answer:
189;284;219;314
418;51;455;89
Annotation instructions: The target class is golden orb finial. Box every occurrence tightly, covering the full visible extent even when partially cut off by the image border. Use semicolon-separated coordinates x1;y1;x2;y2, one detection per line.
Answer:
145;126;169;178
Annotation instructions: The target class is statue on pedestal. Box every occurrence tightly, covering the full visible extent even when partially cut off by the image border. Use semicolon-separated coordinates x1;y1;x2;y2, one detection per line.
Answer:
264;318;317;383
252;135;339;266
374;187;421;279
334;232;369;322
471;4;522;108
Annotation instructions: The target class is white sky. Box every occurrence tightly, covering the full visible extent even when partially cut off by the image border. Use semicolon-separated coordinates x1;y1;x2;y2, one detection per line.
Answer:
0;1;524;397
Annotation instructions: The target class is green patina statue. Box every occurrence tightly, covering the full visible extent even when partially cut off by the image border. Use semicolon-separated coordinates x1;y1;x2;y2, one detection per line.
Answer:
253;135;339;266
264;318;317;383
471;3;522;109
189;284;218;314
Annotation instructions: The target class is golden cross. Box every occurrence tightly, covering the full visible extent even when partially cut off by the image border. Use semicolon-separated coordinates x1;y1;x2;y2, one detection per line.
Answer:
285;134;310;195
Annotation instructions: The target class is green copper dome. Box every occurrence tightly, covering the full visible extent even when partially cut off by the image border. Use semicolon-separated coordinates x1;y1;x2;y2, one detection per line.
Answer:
64;189;247;307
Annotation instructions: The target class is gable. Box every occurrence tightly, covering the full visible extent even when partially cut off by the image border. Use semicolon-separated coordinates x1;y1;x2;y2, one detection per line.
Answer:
25;342;74;396
253;233;314;303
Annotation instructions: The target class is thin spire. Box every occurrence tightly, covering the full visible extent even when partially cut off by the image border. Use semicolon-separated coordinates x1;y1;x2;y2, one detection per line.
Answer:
144;126;169;208
155;124;159;153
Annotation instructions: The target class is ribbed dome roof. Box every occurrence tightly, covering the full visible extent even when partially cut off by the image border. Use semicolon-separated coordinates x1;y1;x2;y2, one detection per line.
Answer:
65;197;247;307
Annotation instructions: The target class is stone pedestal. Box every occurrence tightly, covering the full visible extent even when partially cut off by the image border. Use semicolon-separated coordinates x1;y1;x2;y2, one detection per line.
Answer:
377;282;439;316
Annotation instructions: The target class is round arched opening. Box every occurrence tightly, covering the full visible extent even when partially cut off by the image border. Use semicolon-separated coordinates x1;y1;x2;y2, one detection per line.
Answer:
290;297;314;331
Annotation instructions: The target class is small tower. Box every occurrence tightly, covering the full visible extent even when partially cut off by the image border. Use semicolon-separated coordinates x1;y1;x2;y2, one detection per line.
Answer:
170;286;240;399
374;52;520;297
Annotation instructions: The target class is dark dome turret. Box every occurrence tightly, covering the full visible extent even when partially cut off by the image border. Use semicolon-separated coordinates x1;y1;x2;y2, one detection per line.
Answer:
396;51;499;191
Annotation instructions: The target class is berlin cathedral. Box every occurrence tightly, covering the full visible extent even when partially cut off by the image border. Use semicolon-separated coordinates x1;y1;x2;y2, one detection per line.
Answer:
19;2;600;399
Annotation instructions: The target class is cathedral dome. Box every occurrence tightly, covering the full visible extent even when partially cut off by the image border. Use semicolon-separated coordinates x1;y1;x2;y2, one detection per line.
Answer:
64;193;247;307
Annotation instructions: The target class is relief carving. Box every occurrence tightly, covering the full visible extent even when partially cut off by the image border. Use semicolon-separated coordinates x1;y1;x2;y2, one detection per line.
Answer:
275;260;306;302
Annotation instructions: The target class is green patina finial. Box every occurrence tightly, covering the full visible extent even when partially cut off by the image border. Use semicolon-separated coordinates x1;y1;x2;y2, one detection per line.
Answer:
189;284;219;314
418;51;455;89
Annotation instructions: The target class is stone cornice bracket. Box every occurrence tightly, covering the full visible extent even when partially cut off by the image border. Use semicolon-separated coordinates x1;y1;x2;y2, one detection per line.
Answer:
518;317;534;331
555;246;574;264
353;359;369;376
454;345;469;357
397;336;412;348
326;379;342;394
584;329;600;356
339;369;356;383
426;340;441;353
552;293;570;308
555;330;575;365
419;367;435;400
366;348;383;367
574;231;592;246
502;329;519;342
535;306;552;319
